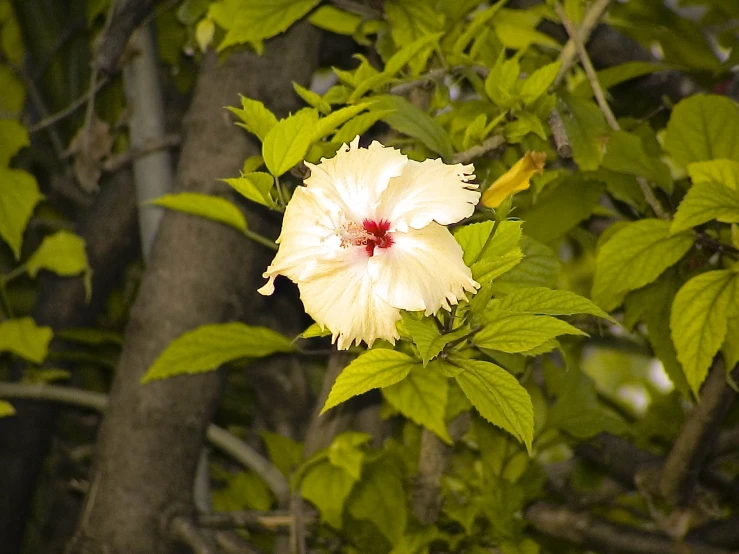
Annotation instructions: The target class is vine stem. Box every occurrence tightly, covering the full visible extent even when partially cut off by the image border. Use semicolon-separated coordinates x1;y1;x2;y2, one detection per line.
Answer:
554;2;669;221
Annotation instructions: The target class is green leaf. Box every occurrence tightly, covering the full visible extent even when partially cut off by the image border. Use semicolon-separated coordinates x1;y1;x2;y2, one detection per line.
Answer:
546;364;626;438
452;0;506;58
312;104;370;143
492;236;560;294
262;432;303;477
301;460;356;528
371;95;454;159
347;458;407;543
0;119;28;166
475;312;586;353
211;0;321;50
328;431;371;480
384;32;442;76
299;322;331;339
520;61;561;105
223;172;276;208
227;96;278;141
322;349;416;413
383;363;451;443
263;110;319;177
504;111;547;142
151;193;247;233
142;322;294;382
484;54;520;109
671;180;739;233
385;0;444;65
25;231;90;280
489;287;615;323
602;130;672;191
664;94;739;168
308;5;362;35
0;401;15;418
671;270;739;394
592;219;695;311
453;358;534;452
560;94;608;171
212;471;274;512
293;82;331;114
624;272;690;395
0;317;53;363
332;110;394;146
687;159;739;189
723;316;739;372
454;220;524;285
0;168;43;259
520;174;604;243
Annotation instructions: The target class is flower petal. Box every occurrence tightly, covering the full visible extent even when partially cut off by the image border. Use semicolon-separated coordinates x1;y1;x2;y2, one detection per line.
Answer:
304;137;408;223
480;151;546;208
298;249;401;349
258;187;341;295
368;223;479;315
376;158;478;232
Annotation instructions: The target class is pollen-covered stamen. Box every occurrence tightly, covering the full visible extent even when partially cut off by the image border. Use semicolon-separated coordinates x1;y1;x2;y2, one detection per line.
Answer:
337;219;394;256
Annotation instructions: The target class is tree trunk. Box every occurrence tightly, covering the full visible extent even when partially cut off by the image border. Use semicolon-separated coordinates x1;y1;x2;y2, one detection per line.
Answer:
66;23;319;554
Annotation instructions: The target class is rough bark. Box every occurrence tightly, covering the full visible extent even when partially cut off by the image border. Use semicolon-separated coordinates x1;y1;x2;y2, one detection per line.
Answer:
0;169;139;554
66;23;319;554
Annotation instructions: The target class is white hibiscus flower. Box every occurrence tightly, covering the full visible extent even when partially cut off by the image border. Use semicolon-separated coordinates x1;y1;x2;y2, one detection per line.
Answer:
258;137;480;350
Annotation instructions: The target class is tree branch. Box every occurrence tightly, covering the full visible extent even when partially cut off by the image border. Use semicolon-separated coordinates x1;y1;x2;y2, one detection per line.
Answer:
525;501;735;554
554;1;668;220
198;510;316;531
548;108;572;158
452;134;505;164
0;383;290;502
169;515;216;554
660;360;739;506
554;0;612;86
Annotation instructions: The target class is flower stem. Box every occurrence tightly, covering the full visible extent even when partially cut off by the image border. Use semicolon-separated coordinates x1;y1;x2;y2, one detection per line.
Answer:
0;281;14;320
274;175;287;209
445;305;457;332
243;229;278;251
442;325;482;354
472;218;502;265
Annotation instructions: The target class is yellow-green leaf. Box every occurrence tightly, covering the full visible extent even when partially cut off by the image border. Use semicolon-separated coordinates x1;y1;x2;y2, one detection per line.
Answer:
0;317;53;363
223;172;275;208
151;193;247;233
227;96;278;141
26;231;90;279
0;168;43;259
687;159;739;189
475;312;586;353
520;61;561;105
0;400;15;418
453;358;534;453
0;119;28;166
142;322;294;382
592;219;695;311
671;269;739;395
263;109;319;177
671;180;739;233
664;94;739;168
489;287;615;323
322;349;416;413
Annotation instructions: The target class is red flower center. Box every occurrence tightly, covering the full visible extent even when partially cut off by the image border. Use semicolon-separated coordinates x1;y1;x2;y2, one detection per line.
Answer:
362;219;393;256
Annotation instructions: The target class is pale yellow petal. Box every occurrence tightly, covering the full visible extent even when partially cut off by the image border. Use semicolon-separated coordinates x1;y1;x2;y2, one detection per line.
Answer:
480;151;546;208
304;138;408;223
376;158;479;232
367;223;479;315
258;187;341;295
298;248;401;349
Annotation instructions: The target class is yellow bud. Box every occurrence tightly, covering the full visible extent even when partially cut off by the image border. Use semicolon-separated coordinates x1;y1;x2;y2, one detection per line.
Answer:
480;151;547;208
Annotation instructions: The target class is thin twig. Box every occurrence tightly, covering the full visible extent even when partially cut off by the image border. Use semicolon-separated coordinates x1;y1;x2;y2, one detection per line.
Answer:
101;133;181;172
452;134;505;164
198;510;316;530
554;2;668;220
548;108;572;158
169;515;216;554
215;530;266;554
0;383;290;502
525;502;735;554
389;68;448;95
27;77;110;134
555;0;612;86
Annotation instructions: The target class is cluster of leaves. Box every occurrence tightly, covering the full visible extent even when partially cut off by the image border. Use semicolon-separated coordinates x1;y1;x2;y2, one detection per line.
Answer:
0;1;95;416
145;0;739;552
3;0;739;553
